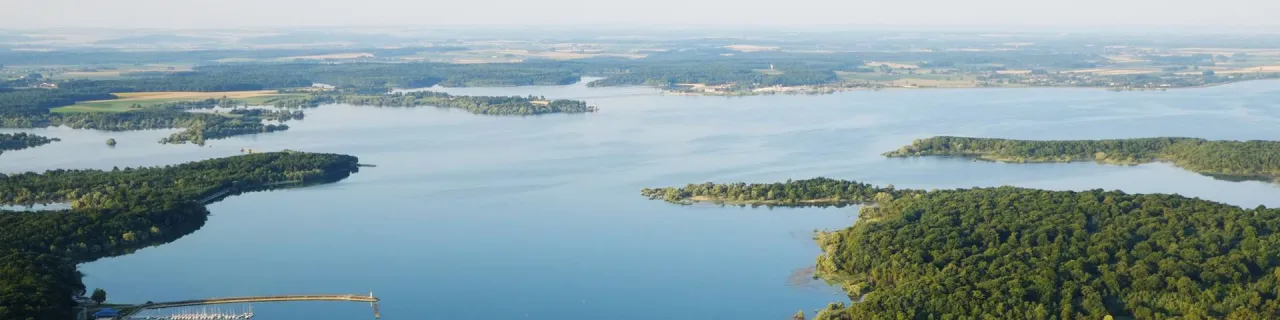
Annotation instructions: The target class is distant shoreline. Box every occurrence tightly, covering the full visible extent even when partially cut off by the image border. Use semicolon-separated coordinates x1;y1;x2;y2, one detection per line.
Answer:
885;136;1280;184
655;77;1280;97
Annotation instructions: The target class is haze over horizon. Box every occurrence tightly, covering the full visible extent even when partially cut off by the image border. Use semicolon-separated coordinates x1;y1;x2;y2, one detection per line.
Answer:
5;0;1280;31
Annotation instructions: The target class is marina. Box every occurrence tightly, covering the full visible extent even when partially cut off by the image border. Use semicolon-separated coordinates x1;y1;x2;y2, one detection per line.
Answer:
130;305;254;320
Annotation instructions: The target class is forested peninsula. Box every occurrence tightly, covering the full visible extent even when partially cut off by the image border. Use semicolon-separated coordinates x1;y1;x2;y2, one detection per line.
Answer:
1;75;592;145
301;91;596;115
0;152;360;319
885;136;1280;181
0;132;59;154
643;178;1280;319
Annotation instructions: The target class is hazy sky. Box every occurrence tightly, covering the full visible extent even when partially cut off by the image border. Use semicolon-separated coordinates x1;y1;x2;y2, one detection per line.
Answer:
5;0;1280;30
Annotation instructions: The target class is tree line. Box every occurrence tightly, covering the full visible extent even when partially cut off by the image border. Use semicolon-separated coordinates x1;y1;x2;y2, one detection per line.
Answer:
0;152;360;320
0;133;58;154
57;76;310;93
310;91;596;116
0;89;116;115
885;136;1280;181
191;63;580;90
584;60;839;88
1;109;293;146
641;177;910;206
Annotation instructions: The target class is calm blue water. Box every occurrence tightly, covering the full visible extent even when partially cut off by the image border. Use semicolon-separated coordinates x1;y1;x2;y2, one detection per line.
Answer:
3;80;1280;319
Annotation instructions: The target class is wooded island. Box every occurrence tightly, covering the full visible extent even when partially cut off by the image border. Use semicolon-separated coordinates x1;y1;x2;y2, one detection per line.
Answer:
641;177;909;206
0;132;58;154
280;91;596;116
885;136;1280;181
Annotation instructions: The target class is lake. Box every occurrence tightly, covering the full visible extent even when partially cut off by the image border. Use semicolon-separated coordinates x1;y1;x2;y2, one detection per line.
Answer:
3;80;1280;319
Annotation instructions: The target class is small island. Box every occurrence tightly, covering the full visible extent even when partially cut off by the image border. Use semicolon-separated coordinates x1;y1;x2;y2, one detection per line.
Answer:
301;91;596;116
0;151;360;319
0;132;59;154
641;178;907;206
884;136;1280;181
642;178;1280;319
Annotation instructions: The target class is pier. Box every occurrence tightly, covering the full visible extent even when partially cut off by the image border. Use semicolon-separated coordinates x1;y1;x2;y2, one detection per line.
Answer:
118;293;381;319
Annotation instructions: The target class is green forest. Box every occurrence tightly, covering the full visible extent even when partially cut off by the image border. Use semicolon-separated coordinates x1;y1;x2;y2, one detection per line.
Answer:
641;177;911;206
885;136;1280;181
309;91;595;115
643;179;1280;319
188;63;580;89
0;62;588;139
7;47;1280;97
0;87;588;145
1;109;292;146
584;60;839;87
0;132;58;154
0;89;297;145
0;152;359;320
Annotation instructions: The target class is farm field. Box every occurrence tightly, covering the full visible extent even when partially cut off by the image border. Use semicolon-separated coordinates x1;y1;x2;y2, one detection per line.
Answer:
53;65;194;80
50;91;305;113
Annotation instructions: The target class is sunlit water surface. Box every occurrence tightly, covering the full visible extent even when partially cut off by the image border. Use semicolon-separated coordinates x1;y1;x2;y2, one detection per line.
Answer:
3;80;1279;319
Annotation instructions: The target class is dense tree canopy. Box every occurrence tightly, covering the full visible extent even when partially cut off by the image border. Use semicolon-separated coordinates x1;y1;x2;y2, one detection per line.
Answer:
641;177;909;206
0;89;297;145
57;76;311;93
0;62;586;140
0;133;58;154
310;91;595;116
885;136;1280;181
0;109;292;146
643;179;1280;319
0;89;115;115
815;186;1280;320
0;152;359;320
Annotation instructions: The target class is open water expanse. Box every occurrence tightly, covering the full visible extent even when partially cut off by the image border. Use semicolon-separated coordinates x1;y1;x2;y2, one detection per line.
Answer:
3;80;1280;319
